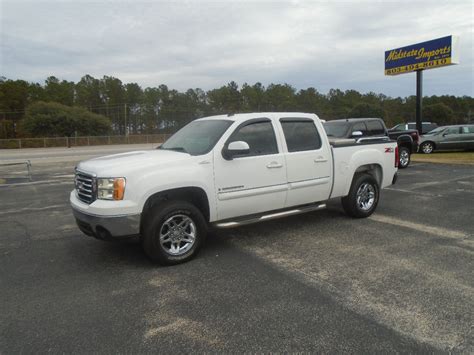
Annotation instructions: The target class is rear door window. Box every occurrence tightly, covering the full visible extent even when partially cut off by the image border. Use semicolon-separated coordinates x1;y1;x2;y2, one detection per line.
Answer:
366;120;385;136
281;120;322;152
461;126;474;134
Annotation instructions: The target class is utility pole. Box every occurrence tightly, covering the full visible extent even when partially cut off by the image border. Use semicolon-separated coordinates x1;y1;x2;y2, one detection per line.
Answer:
415;70;423;135
124;103;128;136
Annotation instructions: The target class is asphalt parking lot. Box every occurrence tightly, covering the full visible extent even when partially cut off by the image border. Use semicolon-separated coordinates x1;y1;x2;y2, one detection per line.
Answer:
1;146;473;353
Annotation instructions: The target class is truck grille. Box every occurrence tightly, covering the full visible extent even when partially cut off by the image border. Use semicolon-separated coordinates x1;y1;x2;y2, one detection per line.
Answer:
75;170;96;204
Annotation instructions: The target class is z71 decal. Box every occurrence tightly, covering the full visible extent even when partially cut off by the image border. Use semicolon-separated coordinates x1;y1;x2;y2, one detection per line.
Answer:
385;147;394;153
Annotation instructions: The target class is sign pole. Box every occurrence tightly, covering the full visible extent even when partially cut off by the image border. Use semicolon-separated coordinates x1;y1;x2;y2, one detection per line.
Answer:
415;70;423;135
385;35;459;134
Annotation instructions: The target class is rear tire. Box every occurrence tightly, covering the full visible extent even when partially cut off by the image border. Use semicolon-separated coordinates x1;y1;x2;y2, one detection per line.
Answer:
421;142;434;154
398;146;410;169
142;200;207;265
342;173;379;218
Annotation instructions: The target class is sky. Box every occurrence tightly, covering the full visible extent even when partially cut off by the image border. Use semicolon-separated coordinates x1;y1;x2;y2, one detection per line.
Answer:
1;0;473;97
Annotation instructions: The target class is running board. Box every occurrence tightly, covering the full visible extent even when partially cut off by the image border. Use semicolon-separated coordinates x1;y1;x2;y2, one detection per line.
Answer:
213;203;327;229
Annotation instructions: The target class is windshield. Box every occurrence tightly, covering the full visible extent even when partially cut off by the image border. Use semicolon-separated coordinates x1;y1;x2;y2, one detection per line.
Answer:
425;127;445;135
323;121;350;138
160;119;233;155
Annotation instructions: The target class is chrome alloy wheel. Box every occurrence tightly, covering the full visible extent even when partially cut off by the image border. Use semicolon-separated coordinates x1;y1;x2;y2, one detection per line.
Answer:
422;142;433;154
399;149;410;167
159;214;196;256
356;183;376;211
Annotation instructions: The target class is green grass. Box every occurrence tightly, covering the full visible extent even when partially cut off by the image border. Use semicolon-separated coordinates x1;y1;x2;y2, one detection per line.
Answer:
412;151;474;165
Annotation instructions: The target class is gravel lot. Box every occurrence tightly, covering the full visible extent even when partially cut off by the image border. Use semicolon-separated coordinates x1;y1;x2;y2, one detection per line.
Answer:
1;146;473;352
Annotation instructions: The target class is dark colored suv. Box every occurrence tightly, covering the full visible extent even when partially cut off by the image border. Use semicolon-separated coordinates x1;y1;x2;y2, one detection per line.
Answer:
323;118;419;169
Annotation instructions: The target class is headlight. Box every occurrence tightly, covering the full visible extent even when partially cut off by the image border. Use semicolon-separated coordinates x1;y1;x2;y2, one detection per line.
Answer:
97;177;126;200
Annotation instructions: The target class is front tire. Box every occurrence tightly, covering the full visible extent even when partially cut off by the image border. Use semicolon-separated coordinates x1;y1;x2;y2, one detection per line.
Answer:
142;201;207;265
421;142;434;154
398;146;410;169
342;173;379;218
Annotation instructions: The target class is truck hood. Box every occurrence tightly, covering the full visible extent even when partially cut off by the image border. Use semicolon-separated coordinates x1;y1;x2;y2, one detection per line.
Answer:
76;149;193;177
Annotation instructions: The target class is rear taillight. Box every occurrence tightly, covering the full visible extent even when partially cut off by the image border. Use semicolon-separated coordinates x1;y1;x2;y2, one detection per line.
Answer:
395;146;399;168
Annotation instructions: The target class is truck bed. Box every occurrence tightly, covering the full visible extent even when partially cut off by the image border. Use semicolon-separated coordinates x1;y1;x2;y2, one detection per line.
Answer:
329;140;397;199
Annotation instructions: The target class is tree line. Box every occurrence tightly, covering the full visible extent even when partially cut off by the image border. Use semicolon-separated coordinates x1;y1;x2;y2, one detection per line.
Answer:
0;75;472;139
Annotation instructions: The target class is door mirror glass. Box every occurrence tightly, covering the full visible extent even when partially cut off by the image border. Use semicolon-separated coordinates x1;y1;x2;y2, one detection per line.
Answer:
351;131;363;137
223;141;250;160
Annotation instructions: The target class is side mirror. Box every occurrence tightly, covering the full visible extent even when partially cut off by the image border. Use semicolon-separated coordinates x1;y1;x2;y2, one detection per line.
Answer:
351;131;363;137
222;141;250;160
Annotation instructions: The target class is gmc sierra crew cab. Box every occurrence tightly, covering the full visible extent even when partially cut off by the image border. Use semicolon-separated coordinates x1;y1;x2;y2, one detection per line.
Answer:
71;113;398;265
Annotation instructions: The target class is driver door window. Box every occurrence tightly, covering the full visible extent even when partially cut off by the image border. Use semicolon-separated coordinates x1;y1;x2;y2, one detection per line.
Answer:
230;121;278;157
445;127;460;135
352;122;368;137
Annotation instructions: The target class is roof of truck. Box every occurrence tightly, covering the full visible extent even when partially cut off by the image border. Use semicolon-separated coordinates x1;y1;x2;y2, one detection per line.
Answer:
197;112;319;123
324;118;383;124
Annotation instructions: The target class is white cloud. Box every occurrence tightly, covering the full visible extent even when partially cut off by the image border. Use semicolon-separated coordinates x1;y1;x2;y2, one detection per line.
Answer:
1;0;472;97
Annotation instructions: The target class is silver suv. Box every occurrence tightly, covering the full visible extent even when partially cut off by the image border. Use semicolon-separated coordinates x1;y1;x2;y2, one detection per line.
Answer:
419;125;474;154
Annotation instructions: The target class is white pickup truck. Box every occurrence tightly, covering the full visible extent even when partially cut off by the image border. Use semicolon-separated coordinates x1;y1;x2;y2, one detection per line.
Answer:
71;113;398;265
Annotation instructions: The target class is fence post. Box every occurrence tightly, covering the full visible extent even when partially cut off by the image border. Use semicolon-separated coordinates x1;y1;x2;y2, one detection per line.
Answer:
18;139;22;149
87;137;90;146
44;138;46;148
108;136;111;145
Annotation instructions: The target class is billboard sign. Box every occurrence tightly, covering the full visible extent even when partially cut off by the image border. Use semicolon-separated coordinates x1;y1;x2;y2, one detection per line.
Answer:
385;35;459;75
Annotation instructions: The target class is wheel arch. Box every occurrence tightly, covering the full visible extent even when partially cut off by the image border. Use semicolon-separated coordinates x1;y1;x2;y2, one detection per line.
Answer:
140;187;210;232
422;140;436;148
341;169;381;218
353;163;383;188
397;136;413;153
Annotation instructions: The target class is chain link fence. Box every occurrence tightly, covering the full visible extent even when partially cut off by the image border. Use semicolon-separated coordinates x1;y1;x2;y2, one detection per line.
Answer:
0;134;172;149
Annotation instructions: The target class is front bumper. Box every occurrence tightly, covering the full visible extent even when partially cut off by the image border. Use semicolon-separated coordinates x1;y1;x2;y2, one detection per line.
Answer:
72;207;141;240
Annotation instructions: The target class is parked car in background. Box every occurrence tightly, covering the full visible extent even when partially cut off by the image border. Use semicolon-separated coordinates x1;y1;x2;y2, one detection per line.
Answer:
391;122;438;134
419;124;474;153
323;118;418;168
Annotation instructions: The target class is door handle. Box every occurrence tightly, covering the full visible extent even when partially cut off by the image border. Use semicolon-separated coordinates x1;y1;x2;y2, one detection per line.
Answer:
266;162;283;169
314;156;328;163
